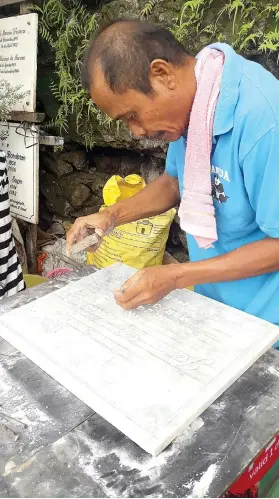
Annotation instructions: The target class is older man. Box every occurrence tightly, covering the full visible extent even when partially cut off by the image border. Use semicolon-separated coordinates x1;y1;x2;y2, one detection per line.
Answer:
67;20;279;334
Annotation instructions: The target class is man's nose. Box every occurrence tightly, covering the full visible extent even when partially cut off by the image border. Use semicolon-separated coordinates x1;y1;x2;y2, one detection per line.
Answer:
129;123;147;138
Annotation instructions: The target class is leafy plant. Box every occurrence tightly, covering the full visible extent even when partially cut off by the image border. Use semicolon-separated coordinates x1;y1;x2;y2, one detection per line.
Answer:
140;0;160;19
216;0;245;35
259;30;279;52
36;0;279;148
171;0;214;42
172;0;279;54
0;81;27;121
34;0;117;148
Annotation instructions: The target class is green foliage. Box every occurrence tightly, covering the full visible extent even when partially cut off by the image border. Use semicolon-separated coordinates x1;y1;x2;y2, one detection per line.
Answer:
215;0;279;52
171;0;214;42
36;0;279;148
0;81;27;121
169;0;279;54
140;0;160;19
34;0;115;148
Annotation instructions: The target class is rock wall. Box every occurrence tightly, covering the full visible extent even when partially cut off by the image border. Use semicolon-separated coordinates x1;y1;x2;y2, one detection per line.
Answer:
39;145;165;224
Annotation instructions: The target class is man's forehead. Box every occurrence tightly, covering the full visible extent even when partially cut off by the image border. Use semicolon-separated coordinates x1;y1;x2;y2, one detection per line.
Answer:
92;89;131;119
89;65;134;119
89;62;107;97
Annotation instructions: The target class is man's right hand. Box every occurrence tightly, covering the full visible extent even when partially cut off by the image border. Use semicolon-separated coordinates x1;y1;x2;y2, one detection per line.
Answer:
66;210;115;254
66;174;179;256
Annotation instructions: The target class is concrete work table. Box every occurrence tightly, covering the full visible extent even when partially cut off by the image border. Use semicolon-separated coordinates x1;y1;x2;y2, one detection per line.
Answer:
0;269;279;498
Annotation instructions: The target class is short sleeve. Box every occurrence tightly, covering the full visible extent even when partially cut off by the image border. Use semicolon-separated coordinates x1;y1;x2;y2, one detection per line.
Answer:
165;142;178;178
242;125;279;238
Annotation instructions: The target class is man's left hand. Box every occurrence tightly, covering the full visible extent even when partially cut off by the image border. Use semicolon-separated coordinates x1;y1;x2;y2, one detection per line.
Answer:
114;266;177;310
114;237;279;310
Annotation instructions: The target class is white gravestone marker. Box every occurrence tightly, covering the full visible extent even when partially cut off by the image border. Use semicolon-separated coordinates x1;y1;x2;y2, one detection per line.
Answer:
0;264;278;455
0;13;38;112
0;121;39;223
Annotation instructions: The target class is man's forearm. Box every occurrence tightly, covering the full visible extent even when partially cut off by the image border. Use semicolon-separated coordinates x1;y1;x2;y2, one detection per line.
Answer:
106;173;180;226
173;238;279;289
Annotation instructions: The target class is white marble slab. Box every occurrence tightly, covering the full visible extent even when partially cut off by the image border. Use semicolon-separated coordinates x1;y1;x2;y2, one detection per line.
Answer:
0;14;38;112
0;122;39;223
0;264;278;455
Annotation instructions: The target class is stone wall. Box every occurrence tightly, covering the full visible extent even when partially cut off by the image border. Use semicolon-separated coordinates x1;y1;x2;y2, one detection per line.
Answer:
39;144;165;225
39;144;188;261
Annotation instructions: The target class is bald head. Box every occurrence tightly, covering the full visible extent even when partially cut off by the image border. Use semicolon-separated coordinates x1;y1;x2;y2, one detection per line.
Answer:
82;19;190;95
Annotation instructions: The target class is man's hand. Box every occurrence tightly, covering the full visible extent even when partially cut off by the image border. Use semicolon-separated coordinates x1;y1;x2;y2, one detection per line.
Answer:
66;173;179;255
66;211;115;254
114;237;279;310
114;265;177;310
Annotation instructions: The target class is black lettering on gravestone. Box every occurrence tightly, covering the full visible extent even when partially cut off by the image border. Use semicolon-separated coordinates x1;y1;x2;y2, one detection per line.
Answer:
0;122;39;223
0;13;38;112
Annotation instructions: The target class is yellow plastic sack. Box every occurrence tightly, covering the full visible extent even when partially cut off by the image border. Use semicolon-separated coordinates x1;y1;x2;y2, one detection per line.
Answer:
87;174;176;270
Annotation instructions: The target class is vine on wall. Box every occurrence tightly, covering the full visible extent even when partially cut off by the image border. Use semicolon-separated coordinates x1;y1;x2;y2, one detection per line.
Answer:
36;0;279;147
34;0;108;147
171;0;279;52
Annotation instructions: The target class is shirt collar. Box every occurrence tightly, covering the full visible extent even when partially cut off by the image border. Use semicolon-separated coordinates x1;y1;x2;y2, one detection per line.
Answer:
207;43;242;136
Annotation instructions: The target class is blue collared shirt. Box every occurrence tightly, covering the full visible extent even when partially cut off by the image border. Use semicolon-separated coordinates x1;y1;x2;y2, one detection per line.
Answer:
166;43;279;330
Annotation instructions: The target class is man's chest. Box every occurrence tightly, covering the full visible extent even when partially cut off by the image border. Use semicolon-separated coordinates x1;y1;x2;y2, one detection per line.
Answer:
210;136;255;234
176;135;256;238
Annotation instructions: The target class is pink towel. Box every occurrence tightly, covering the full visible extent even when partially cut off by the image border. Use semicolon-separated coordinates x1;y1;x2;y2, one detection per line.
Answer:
178;47;224;249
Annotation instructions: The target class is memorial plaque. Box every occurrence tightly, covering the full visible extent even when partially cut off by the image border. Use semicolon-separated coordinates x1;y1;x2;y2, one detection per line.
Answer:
0;264;278;455
0;13;38;112
0;121;39;223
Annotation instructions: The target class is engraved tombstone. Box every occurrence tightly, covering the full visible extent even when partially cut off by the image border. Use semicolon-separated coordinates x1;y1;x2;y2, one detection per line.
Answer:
0;121;39;223
0;264;278;455
0;13;38;112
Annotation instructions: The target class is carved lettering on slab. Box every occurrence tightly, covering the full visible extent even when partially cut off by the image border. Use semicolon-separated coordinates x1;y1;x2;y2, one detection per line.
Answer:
0;14;38;112
0;264;278;455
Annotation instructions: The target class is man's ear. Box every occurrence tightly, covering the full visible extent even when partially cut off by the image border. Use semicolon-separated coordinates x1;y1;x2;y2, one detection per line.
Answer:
149;59;176;90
